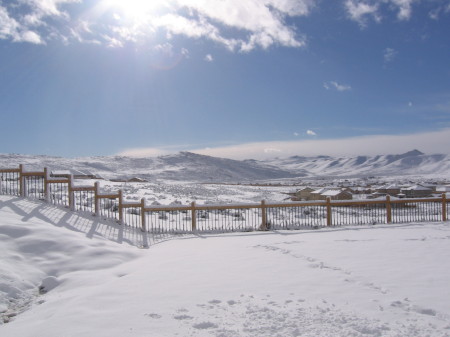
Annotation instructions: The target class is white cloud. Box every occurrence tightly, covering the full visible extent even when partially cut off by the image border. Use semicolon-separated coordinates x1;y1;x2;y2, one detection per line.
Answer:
117;128;450;160
117;147;172;157
293;132;300;137
204;54;213;62
390;0;415;20
429;3;450;20
306;130;317;136
344;0;419;26
1;0;446;50
344;0;380;27
0;0;313;51
0;6;20;39
19;29;43;43
383;47;397;62
181;47;189;57
324;81;351;92
263;147;282;154
0;5;44;43
190;128;450;159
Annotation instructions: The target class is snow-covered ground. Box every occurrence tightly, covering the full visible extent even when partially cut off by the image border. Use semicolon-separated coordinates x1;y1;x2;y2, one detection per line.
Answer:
99;180;291;205
1;195;450;337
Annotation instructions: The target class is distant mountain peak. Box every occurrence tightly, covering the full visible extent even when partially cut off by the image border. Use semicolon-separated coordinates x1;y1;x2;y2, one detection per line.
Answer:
401;149;424;157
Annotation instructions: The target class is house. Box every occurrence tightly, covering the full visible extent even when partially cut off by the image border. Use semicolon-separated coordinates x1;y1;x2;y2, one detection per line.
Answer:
436;185;450;196
320;190;353;201
400;185;433;198
377;184;401;196
294;187;315;201
51;169;99;179
127;177;148;183
310;188;329;200
307;188;353;201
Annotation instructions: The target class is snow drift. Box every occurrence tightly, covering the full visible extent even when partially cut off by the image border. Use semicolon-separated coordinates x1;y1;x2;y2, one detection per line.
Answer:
1;195;450;336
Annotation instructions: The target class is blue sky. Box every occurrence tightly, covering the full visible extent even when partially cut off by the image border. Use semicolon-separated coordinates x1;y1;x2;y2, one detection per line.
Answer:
1;0;449;159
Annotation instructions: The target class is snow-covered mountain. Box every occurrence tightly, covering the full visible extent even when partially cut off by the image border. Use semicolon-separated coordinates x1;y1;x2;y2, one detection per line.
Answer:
260;150;450;178
0;152;297;182
1;149;449;182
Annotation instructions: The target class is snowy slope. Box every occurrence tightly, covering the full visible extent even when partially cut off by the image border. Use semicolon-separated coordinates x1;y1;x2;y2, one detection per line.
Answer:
261;150;450;178
1;195;450;336
1;149;449;182
0;152;297;182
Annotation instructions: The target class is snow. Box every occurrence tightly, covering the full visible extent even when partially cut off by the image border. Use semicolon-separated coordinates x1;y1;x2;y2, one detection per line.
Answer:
2;150;450;183
1;195;450;336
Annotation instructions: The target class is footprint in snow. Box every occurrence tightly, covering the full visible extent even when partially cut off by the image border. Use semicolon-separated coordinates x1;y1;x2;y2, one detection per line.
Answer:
145;313;161;319
173;314;193;320
192;321;218;330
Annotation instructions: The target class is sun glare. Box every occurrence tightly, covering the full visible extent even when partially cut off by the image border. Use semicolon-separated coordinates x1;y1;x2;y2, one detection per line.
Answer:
102;0;165;21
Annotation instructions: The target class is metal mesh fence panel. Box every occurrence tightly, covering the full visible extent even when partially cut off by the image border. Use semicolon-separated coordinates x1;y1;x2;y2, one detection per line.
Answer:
73;190;95;213
48;183;69;207
195;207;261;232
145;209;191;233
0;172;20;195
268;205;327;229
98;198;119;221
391;200;442;223
24;176;45;200
331;202;387;226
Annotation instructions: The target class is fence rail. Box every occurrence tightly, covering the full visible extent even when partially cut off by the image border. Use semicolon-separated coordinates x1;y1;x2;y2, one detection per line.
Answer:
1;165;448;233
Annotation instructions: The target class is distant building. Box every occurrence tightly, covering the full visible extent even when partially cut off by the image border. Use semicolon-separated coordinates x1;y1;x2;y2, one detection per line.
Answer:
435;186;450;195
377;184;401;196
127;177;148;183
51;170;99;179
320;190;353;201
310;188;329;200
400;185;433;198
294;187;315;201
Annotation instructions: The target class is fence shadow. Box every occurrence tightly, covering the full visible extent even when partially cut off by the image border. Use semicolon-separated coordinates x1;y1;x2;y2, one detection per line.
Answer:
0;196;189;249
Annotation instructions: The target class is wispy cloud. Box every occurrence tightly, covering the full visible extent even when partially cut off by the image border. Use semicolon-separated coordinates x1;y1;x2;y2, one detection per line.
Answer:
428;3;450;20
0;0;315;52
344;0;380;27
0;5;44;43
118;128;450;160
324;81;351;92
1;0;448;52
191;128;450;159
344;0;421;26
117;147;172;157
383;47;397;63
204;54;213;62
306;130;317;136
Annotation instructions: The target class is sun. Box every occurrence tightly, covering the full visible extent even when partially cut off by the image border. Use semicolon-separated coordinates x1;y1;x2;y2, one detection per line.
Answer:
101;0;166;21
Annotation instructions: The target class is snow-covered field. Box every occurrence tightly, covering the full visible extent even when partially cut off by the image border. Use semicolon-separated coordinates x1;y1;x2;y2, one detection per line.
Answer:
99;180;291;205
1;195;450;336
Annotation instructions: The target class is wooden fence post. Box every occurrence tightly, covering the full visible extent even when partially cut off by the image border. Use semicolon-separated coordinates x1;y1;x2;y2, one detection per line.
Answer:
326;197;332;226
94;182;100;216
191;201;197;231
261;200;267;230
43;167;49;202
68;175;74;211
118;190;124;224
386;195;392;224
19;164;25;197
443;193;447;222
141;198;146;232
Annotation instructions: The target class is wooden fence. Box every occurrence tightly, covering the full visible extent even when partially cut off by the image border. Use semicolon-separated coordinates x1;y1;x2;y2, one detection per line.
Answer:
0;165;448;233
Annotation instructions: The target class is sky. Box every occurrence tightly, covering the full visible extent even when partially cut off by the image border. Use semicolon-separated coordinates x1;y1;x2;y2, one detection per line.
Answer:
0;0;449;160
